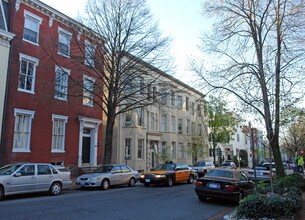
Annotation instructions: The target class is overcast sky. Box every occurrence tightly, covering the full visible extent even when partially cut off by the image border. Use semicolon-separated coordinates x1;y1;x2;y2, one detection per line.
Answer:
40;0;207;84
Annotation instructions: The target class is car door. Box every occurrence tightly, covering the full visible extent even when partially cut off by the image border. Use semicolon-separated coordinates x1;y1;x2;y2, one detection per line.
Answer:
110;165;123;186
120;165;132;184
175;164;184;182
8;164;36;193
36;164;53;191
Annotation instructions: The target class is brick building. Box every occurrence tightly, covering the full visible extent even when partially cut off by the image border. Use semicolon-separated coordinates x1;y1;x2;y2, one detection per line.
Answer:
1;0;103;169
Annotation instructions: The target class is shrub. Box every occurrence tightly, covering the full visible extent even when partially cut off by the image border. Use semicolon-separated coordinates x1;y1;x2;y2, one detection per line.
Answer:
274;173;305;194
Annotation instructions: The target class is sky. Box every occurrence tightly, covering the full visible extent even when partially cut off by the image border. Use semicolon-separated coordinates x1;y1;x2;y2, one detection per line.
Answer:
40;0;206;84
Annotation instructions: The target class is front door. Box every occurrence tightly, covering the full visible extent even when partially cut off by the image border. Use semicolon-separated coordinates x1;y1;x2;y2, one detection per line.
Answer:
82;136;91;164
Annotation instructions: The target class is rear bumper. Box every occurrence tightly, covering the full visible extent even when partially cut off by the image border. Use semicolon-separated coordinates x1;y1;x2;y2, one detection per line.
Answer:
195;187;240;201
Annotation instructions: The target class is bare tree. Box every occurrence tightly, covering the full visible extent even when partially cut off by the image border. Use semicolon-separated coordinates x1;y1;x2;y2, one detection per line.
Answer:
192;0;305;176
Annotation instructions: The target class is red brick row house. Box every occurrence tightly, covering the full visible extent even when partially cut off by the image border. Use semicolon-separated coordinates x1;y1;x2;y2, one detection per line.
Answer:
1;0;104;170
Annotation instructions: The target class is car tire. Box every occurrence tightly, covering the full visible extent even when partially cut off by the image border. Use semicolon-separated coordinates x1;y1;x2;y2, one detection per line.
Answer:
167;176;173;187
128;178;136;187
188;175;194;184
49;182;62;196
0;186;4;200
144;183;150;187
101;179;110;190
198;196;207;201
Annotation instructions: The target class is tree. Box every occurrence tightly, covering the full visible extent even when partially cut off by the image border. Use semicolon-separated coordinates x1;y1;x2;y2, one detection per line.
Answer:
186;136;209;165
205;96;238;164
192;0;305;176
42;0;172;164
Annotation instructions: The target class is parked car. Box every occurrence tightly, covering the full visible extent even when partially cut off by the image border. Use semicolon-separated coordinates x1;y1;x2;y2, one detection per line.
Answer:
190;160;215;177
195;168;254;203
246;165;275;181
139;161;196;187
0;163;72;200
76;164;139;190
220;161;237;169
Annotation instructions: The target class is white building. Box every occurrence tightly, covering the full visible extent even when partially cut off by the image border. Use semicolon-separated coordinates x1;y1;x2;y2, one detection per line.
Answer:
111;63;209;172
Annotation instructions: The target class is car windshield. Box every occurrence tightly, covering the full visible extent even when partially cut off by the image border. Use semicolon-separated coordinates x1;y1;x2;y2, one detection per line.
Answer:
206;169;233;178
0;164;22;175
154;164;175;171
93;165;114;173
194;161;206;166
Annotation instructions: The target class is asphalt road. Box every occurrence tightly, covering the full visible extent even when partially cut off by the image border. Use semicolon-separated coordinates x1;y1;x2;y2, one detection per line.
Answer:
0;183;235;220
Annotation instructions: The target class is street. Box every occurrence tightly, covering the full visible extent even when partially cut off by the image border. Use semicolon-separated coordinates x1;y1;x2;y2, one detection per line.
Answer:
0;183;235;220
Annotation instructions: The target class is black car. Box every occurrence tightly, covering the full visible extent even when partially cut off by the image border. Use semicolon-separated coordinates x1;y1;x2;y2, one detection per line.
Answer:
195;168;254;203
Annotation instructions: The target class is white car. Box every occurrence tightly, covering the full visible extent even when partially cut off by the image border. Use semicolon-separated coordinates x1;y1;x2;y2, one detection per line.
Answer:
76;164;139;190
0;163;72;200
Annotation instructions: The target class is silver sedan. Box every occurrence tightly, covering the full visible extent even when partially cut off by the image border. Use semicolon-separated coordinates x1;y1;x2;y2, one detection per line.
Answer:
76;164;139;190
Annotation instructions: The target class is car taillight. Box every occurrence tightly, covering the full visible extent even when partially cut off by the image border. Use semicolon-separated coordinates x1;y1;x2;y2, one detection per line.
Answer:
263;172;270;176
196;181;203;187
225;184;235;191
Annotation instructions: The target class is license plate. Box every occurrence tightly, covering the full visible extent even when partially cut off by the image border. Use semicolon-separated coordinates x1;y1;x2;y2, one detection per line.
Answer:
208;183;220;188
145;179;151;183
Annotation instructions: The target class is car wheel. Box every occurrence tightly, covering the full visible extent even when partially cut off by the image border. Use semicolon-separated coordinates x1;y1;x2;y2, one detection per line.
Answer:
144;183;150;187
128;178;136;187
101;179;110;190
198;196;207;202
167;177;173;187
49;182;62;196
188;175;194;184
0;186;4;200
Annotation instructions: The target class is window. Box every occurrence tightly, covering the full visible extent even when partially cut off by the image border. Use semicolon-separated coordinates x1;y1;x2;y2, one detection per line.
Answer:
198;124;202;136
160;88;167;105
13;109;35;152
137;108;144;126
178;143;184;159
186;97;189;111
135;77;144;95
153;86;157;101
197;104;202;116
137;139;144;159
178;118;183;134
177;95;182;110
191;102;195;115
161;142;167;156
161;114;167;132
124;75;133;95
171;142;176;159
38;165;52;175
18;165;35;176
147;84;152;100
83;75;95;106
170;90;175;106
51;115;68;153
55;66;70;100
191;122;196;135
58;27;72;57
170;115;176;132
125;139;131;159
18;54;39;94
85;41;95;67
125;111;132;126
150;112;155;130
23;10;42;44
186;119;190;134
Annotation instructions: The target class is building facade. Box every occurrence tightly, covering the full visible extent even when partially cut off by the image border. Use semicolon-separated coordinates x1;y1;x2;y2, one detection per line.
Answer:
0;0;14;152
1;0;103;169
111;63;209;172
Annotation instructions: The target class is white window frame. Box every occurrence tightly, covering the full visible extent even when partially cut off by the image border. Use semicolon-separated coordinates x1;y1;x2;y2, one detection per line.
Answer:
51;114;68;153
13;109;35;152
125;110;132;127
178;118;183;134
23;10;42;45
84;40;96;67
58;27;72;57
125;139;132;159
161;114;167;132
137;108;144;127
171;142;176;159
177;95;182;110
178;143;184;159
55;66;70;101
18;53;39;94
137;139;144;159
83;75;95;107
170;115;176;132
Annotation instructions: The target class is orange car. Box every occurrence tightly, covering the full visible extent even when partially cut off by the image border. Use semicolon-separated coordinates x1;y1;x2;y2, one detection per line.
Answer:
139;161;196;187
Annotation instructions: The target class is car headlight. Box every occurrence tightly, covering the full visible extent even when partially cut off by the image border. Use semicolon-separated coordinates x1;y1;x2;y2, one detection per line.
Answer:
89;177;100;181
140;174;145;179
155;174;166;178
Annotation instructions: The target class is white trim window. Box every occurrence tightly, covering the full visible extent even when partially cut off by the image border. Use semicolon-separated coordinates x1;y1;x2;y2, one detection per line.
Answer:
85;41;96;67
125;110;132;127
55;66;70;100
161;114;167;132
170;115;176;132
51;115;68;153
23;10;42;45
58;27;72;57
178;118;183;134
137;139;144;159
178;143;184;159
13;109;35;152
137;108;144;127
171;142;176;159
177;95;182;110
83;75;95;106
125;139;131;159
18;54;39;94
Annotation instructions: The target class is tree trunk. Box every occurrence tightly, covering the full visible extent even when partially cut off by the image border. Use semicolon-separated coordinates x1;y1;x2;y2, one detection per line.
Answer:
103;109;116;164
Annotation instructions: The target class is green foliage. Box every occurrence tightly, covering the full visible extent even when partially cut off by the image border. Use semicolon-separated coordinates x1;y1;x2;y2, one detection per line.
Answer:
239;149;248;167
237;174;304;218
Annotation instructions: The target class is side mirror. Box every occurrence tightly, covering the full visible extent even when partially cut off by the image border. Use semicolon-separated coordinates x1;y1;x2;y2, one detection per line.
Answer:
14;173;22;177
